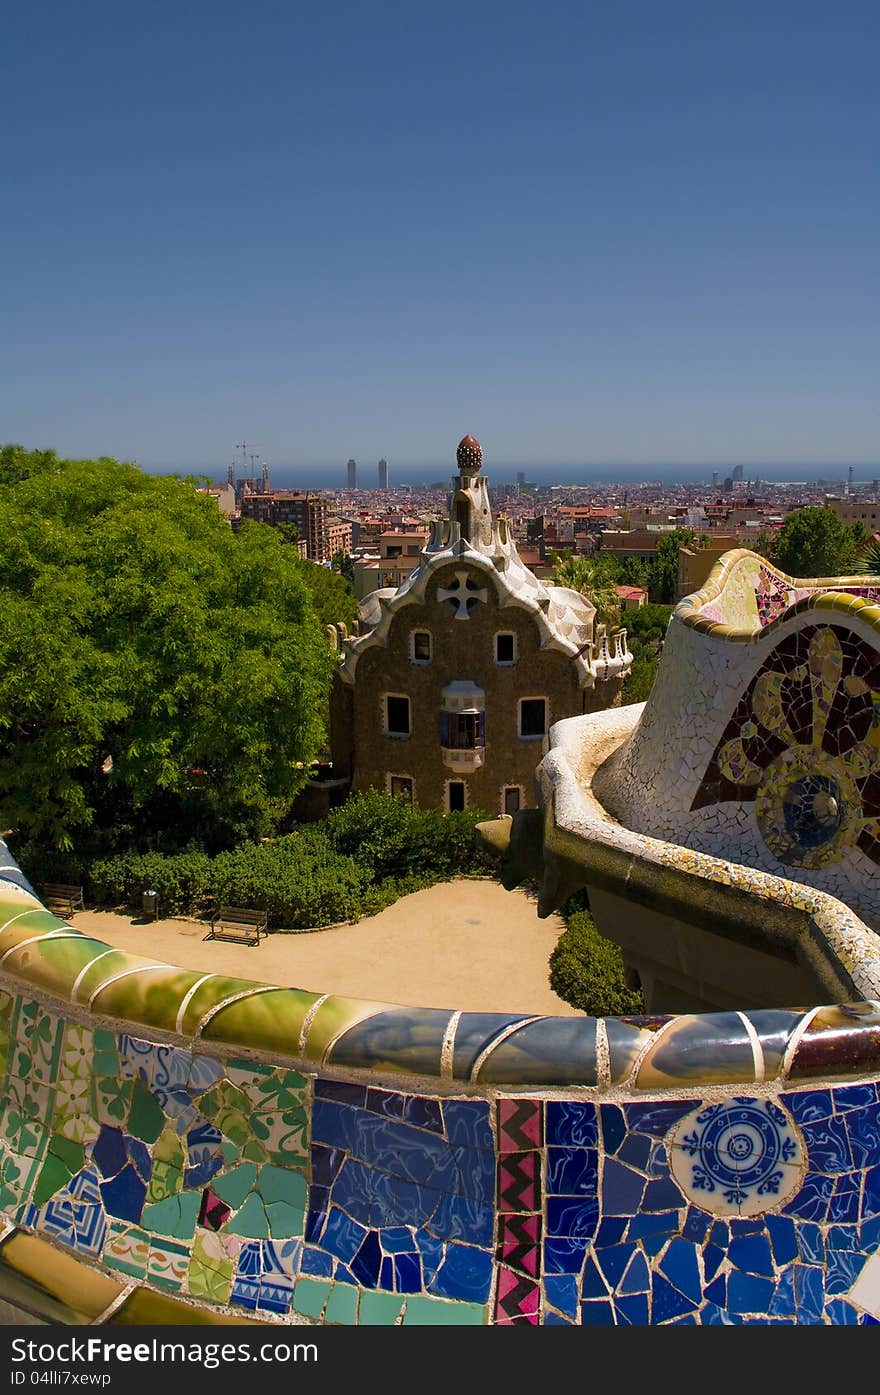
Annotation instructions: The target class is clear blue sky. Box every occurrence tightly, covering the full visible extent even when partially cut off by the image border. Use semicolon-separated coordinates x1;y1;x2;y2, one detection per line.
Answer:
3;1;878;477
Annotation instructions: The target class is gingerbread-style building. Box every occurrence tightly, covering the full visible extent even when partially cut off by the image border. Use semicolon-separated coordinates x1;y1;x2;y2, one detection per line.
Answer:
328;435;632;813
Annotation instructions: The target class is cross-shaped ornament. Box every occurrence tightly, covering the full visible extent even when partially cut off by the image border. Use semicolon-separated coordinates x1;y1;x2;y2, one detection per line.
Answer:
436;570;489;619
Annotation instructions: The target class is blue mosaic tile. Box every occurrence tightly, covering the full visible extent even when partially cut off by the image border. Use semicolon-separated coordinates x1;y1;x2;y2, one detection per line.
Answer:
828;1174;862;1223
844;1103;880;1167
825;1298;861;1324
797;1222;825;1264
783;1089;833;1124
616;1133;651;1170
314;1080;367;1106
124;1137;151;1182
627;1211;679;1241
380;1227;414;1254
581;1254;610;1298
709;1219;729;1247
682;1206;711;1243
651;1273;698;1322
328;1009;451;1076
703;1244;725;1282
428;1193;494;1247
483;1017;598;1085
782;1172;834;1221
596;1218;627;1246
544;1237;589;1274
547;1146;598;1196
660;1239;702;1302
581;1299;616;1325
831;1084;876;1111
544;1274;578;1317
729;1234;774;1277
601;1160;645;1215
618;1249;650;1295
235;1240;262;1277
430;1242;492;1303
546;1195;599;1239
701;1303;739;1325
414;1229;444;1285
403;1097;443;1133
39;1168;106;1257
599;1104;626;1155
321;1207;368;1264
301;1248;333;1277
615;1293;649;1325
439;1100;493;1151
793;1263;826;1322
824;1249;867;1296
766;1214;798;1266
393;1252;422;1293
379;1256;393;1289
729;1217;764;1235
365;1088;406;1121
544;1311;574;1325
350;1231;382;1287
451;1013;530;1078
450;1145;495;1203
863;1164;880;1218
92;1126;126;1178
547;1101;598;1148
596;1243;636;1289
311;1146;344;1187
800;1116;853;1172
643;1177;685;1212
704;1274;726;1307
99;1165;146;1223
727;1270;776;1315
623;1101;695;1137
768;1266;796;1317
860;1314;880;1325
827;1223;861;1250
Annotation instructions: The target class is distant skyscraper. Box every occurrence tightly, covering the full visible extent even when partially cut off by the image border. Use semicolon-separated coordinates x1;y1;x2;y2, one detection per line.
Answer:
732;464;744;482
347;458;357;490
378;458;389;490
712;471;719;487
516;471;525;486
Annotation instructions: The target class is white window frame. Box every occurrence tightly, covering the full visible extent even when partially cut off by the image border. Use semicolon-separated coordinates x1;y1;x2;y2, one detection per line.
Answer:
387;773;415;803
410;629;433;665
445;779;468;813
518;696;548;740
494;631;518;666
383;692;412;739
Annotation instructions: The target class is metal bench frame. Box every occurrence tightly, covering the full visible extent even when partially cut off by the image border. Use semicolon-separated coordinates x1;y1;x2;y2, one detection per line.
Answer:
204;906;267;946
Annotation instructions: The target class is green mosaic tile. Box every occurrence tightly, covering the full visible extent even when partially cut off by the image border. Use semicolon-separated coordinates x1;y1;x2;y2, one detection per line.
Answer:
32;1136;84;1207
51;1135;85;1174
256;1165;306;1208
198;1081;250;1121
359;1291;406;1325
200;990;320;1059
187;1232;234;1304
146;1160;183;1205
324;1282;359;1325
241;1139;269;1164
141;1190;200;1240
213;1163;257;1210
292;1278;331;1320
153;1125;184;1171
128;1078;164;1143
402;1296;487;1325
251;1107;308;1163
0;1150;34;1212
232;1193;269;1239
104;1224;149;1279
92;1030;118;1076
0;991;13;1083
147;1237;190;1291
266;1201;304;1238
95;1076;132;1126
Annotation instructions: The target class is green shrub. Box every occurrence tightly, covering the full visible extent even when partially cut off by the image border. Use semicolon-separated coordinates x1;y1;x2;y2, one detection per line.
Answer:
550;910;644;1016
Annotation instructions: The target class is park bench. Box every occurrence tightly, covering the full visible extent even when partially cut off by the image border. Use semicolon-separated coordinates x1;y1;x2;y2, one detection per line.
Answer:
37;883;85;918
204;906;267;947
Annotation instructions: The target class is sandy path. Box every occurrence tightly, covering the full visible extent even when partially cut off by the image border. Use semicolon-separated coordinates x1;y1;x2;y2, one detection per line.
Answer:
72;879;581;1016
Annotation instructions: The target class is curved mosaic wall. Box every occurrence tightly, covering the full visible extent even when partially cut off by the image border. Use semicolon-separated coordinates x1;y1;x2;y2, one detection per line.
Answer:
593;551;880;926
2;850;880;1325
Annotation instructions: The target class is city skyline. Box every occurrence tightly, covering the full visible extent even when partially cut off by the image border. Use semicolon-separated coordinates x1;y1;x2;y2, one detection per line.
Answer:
3;1;878;471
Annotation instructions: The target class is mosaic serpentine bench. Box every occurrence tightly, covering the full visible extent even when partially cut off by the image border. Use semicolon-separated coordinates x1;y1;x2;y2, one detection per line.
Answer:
1;836;880;1326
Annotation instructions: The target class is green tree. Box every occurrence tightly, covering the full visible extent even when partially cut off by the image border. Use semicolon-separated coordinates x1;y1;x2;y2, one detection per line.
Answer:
854;538;880;575
774;506;858;579
0;446;334;851
332;551;355;586
550;551;621;630
295;557;357;630
649;528;698;604
549;908;643;1015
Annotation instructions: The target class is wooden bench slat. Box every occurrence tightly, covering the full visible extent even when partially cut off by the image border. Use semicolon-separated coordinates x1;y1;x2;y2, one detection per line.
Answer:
37;883;84;915
204;906;267;946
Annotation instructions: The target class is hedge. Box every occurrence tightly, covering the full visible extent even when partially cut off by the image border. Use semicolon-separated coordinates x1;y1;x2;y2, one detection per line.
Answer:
550;909;644;1016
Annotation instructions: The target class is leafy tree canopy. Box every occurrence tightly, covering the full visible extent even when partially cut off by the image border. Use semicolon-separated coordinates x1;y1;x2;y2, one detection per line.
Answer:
774;506;859;579
550;551;622;630
0;446;336;851
295;555;357;630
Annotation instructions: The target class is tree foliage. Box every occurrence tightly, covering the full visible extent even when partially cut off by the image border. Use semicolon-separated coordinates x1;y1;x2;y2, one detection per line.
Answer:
773;506;859;579
0;446;336;850
854;538;880;576
549;552;622;630
549;907;643;1016
295;555;357;630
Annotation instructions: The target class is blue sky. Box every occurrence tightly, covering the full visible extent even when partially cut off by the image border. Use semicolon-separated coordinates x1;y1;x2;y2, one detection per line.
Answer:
3;1;878;477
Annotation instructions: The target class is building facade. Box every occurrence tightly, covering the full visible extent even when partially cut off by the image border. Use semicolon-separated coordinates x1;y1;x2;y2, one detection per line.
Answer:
329;436;632;814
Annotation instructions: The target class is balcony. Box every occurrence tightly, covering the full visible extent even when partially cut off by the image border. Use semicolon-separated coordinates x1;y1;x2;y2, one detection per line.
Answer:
440;681;485;772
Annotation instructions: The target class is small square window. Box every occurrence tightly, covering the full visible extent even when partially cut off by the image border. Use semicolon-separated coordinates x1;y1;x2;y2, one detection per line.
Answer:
503;787;521;815
412;631;432;663
519;698;547;739
495;633;516;665
386;695;411;736
447;781;466;812
390;776;413;803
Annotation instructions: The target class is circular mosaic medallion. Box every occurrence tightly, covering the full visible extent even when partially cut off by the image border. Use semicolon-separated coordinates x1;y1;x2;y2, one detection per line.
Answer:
754;748;860;870
668;1098;804;1216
